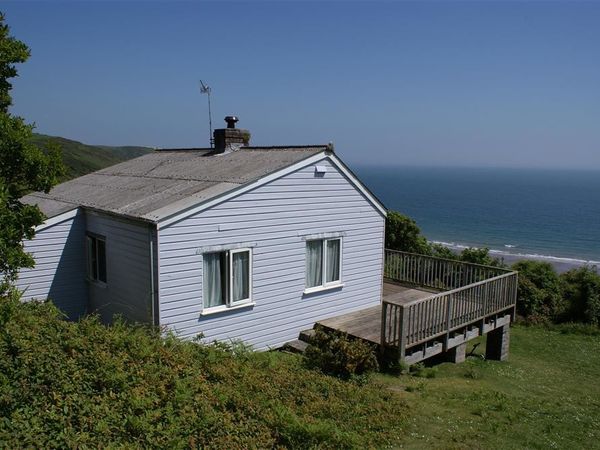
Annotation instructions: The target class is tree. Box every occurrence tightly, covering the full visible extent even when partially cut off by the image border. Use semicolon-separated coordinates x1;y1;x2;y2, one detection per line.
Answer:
385;211;431;254
0;13;64;292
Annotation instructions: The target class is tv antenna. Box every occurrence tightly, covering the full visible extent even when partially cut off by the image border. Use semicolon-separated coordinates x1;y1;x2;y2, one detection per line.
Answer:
199;79;214;148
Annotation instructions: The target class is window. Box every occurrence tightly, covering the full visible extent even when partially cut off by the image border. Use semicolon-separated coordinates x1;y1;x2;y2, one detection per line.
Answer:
305;238;342;290
86;234;107;283
203;248;252;310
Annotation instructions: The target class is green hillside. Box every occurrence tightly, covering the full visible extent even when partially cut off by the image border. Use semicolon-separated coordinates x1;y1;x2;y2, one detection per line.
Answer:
31;133;153;180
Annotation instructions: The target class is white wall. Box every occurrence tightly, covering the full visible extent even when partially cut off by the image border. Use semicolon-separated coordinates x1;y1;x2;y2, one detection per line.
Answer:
86;211;154;324
158;157;385;349
16;210;88;320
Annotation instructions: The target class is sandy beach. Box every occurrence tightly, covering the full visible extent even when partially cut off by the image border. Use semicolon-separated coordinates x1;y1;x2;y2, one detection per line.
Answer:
439;243;599;274
493;252;598;274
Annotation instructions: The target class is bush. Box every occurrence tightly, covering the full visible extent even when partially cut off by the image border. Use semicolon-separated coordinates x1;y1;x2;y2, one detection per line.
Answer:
0;294;406;448
459;247;504;267
304;326;379;379
429;243;459;260
511;260;564;323
560;266;600;325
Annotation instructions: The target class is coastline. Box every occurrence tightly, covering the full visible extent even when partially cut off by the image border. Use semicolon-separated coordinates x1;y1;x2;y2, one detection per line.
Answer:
434;241;600;274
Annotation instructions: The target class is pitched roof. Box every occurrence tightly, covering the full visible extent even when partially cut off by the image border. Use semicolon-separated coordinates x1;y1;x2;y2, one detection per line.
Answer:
22;146;328;223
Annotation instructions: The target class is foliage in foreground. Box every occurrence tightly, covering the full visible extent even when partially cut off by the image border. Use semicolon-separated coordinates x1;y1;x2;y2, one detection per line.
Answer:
304;325;379;380
0;296;405;449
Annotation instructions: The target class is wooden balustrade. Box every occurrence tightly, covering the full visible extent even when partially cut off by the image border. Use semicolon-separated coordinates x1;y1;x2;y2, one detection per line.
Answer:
384;249;511;291
381;249;518;355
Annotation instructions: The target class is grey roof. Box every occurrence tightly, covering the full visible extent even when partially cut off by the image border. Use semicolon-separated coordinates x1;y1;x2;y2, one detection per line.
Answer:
23;146;328;222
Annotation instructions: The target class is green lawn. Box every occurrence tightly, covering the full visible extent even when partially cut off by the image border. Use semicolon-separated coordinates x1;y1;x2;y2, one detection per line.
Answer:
377;325;600;449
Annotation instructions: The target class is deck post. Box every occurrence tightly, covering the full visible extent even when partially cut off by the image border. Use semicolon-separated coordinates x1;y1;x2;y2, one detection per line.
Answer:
445;342;467;364
380;301;387;350
485;322;511;361
398;305;408;361
444;295;453;350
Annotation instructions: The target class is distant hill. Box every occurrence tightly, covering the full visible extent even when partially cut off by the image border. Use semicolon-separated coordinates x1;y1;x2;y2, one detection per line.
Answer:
31;133;153;180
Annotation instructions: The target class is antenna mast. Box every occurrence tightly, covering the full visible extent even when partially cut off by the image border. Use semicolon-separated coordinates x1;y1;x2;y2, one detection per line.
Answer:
199;80;213;147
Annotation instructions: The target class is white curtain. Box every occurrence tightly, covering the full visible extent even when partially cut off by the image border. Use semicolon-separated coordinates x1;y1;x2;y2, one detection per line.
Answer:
232;251;250;302
326;239;340;283
204;252;224;308
306;240;323;287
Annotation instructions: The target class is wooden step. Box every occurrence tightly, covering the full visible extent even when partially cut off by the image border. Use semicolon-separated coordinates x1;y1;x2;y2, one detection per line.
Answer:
299;328;316;343
282;339;309;354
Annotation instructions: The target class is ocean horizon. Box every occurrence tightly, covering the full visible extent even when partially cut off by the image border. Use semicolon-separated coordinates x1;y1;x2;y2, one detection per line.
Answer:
354;165;600;271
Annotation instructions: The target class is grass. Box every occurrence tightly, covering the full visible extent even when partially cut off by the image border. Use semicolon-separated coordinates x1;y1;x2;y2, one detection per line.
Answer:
377;324;600;449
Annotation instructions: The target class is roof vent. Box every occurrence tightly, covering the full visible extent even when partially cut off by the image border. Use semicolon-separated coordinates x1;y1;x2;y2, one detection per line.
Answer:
213;116;250;153
225;116;239;129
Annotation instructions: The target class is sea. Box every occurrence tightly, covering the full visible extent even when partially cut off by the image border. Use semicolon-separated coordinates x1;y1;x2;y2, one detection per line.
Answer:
354;166;600;272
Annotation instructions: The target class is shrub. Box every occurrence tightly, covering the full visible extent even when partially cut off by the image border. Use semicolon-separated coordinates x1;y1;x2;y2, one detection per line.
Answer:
560;266;600;325
511;260;564;322
304;326;379;379
459;247;504;267
0;294;406;448
429;243;459;260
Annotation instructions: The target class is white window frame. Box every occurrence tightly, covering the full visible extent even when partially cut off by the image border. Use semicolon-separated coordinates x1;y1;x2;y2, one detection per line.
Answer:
202;248;254;315
304;237;343;294
86;233;107;285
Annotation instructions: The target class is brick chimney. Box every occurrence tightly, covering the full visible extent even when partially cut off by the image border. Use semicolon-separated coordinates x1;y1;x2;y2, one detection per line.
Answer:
213;116;251;153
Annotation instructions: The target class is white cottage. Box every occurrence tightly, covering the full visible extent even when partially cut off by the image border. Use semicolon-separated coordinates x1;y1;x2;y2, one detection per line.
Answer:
17;118;386;349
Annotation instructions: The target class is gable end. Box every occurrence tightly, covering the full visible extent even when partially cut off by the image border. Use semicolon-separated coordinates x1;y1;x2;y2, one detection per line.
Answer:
158;152;386;229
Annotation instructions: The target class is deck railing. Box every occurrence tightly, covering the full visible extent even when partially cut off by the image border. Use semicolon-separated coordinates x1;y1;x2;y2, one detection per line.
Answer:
384;249;511;291
381;250;518;357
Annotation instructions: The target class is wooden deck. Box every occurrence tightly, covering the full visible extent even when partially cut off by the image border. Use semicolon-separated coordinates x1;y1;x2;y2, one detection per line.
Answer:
316;283;433;345
312;250;518;365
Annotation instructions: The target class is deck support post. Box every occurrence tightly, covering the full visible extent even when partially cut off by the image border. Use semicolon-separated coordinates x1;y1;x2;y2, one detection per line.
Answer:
398;305;409;361
486;323;510;361
444;295;453;350
445;342;467;364
380;302;387;353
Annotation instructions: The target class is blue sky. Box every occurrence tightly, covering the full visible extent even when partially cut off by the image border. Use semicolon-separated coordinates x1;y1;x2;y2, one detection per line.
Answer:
3;1;600;169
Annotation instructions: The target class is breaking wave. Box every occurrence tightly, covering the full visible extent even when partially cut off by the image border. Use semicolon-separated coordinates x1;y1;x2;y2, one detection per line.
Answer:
432;240;600;266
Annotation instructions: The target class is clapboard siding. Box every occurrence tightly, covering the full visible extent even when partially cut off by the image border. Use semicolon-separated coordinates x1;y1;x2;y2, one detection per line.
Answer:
86;212;153;324
16;211;88;319
158;157;385;349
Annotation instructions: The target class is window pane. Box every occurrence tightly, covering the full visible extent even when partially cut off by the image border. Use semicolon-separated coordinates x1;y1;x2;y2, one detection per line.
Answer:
97;239;107;283
306;240;323;288
204;252;226;308
326;239;341;283
87;236;98;281
231;251;250;302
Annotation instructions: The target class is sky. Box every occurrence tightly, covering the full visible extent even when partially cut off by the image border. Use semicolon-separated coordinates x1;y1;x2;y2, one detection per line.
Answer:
3;1;600;169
